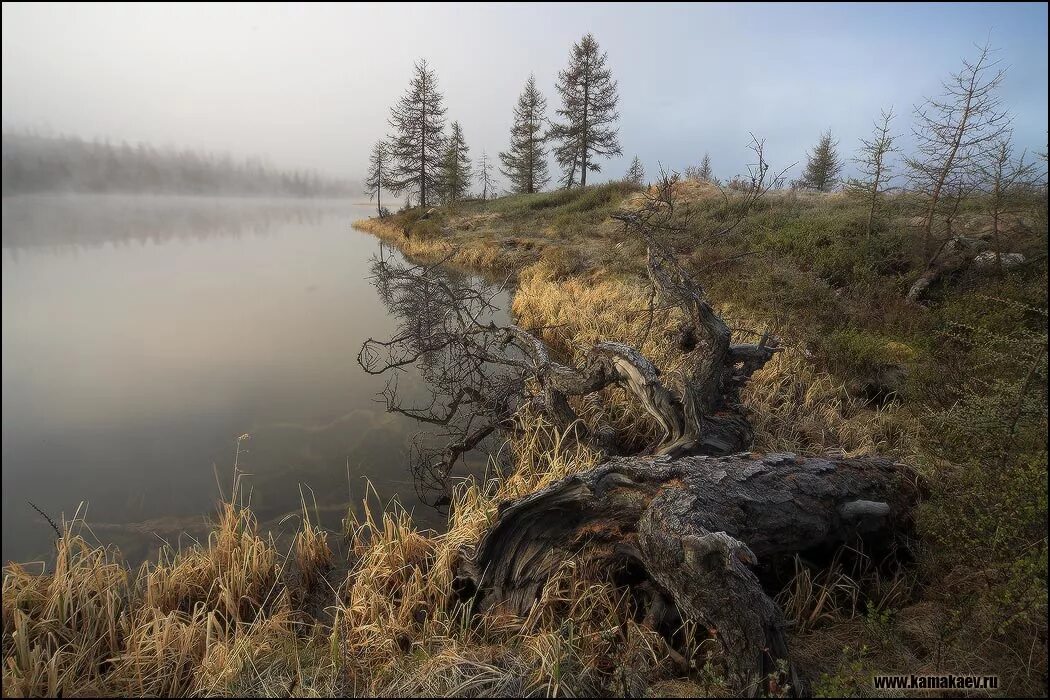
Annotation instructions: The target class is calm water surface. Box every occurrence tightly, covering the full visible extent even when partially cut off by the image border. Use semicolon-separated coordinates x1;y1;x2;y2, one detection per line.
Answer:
1;195;507;564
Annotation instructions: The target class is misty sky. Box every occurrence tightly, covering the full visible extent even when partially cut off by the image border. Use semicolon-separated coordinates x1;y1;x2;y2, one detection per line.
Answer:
3;2;1047;185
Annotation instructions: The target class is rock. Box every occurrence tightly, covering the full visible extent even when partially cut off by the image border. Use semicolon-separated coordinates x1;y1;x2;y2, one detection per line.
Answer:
972;251;1025;269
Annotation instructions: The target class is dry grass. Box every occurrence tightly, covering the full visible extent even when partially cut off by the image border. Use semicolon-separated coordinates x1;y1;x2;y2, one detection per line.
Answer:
6;186;1044;696
512;259;908;458
353;214;536;274
2;420;695;697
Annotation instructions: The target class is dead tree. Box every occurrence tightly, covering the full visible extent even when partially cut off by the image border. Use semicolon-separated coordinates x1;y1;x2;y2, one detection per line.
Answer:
905;232;1027;303
360;138;912;694
358;245;524;502
359;154;787;496
458;453;916;695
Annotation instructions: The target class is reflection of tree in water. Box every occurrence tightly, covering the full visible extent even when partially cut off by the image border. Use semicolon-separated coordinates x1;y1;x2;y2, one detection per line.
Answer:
1;194;354;252
359;161;788;512
360;245;521;505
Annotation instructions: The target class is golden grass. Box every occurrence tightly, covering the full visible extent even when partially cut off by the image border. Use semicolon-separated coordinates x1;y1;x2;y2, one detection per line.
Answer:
1;419;694;697
8;190;1036;696
512;260;909;457
353;216;455;261
353;215;532;274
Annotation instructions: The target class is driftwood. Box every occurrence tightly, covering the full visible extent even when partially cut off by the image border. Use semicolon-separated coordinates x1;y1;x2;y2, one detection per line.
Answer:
360;149;789;500
458;452;916;695
907;234;1025;302
362;156;914;694
359;219;781;499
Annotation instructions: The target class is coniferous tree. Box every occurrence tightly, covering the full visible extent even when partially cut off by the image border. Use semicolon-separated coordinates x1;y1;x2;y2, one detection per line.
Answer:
976;136;1038;276
364;140;391;217
685;152;716;183
624;155;645;185
846;109;898;238
699;153;714;182
905;42;1011;259
438;121;472;205
552;34;621;188
476;149;498;200
388;60;447;207
499;75;550;194
552;138;580;189
800;129;843;192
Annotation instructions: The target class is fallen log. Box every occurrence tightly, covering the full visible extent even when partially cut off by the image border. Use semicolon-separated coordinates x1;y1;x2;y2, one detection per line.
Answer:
458;452;917;695
907;235;1026;303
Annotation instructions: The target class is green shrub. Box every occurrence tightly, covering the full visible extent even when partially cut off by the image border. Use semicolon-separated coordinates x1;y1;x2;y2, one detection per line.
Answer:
820;329;915;381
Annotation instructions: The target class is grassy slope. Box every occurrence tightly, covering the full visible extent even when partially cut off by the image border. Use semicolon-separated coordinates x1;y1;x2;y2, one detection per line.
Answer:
3;182;1046;697
358;182;1048;695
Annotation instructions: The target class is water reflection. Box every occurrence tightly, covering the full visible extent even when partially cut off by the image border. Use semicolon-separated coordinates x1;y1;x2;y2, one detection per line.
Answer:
362;247;516;505
1;193;356;253
1;195;509;565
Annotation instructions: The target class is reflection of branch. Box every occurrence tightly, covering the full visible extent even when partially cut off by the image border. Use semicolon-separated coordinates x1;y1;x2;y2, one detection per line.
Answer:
361;153;786;504
28;500;62;539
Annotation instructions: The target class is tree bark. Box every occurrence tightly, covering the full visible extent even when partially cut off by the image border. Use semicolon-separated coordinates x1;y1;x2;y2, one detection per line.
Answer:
905;234;1025;303
456;452;916;695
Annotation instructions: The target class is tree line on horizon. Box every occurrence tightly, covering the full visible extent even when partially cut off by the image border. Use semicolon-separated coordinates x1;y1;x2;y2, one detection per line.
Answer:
1;131;356;198
366;34;1046;259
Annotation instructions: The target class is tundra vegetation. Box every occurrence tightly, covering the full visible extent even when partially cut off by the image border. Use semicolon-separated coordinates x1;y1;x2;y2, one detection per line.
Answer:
3;35;1047;698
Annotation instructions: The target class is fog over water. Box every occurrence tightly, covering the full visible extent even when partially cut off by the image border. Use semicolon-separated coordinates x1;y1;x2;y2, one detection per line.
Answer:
0;2;1046;563
3;3;1047;183
1;195;508;563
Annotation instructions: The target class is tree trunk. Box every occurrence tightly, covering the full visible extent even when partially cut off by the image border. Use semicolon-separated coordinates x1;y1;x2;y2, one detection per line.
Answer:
905;234;1025;303
456;452;917;695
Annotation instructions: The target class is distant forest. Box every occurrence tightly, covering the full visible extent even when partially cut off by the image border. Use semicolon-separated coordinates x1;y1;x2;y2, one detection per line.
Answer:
1;131;357;197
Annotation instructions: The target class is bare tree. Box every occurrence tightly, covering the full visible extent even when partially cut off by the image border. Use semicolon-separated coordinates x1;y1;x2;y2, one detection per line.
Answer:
361;135;792;500
847;108;899;238
358;247;517;501
976;137;1039;277
359;135;911;693
906;42;1012;260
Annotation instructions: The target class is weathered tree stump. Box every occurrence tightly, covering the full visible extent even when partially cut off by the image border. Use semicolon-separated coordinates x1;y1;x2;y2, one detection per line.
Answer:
457;452;917;695
363;171;916;695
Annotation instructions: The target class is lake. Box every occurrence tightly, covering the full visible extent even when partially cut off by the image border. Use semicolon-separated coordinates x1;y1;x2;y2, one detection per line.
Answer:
1;194;508;565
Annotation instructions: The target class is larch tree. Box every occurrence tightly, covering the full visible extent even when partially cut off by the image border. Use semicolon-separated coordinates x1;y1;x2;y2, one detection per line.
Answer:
499;75;550;194
624;155;645;185
685;152;715;183
388;60;447;208
847;108;899;238
799;129;843;192
552;33;621;188
699;152;714;181
476;149;498;201
977;136;1038;276
906;42;1011;260
364;140;391;217
438;121;472;205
